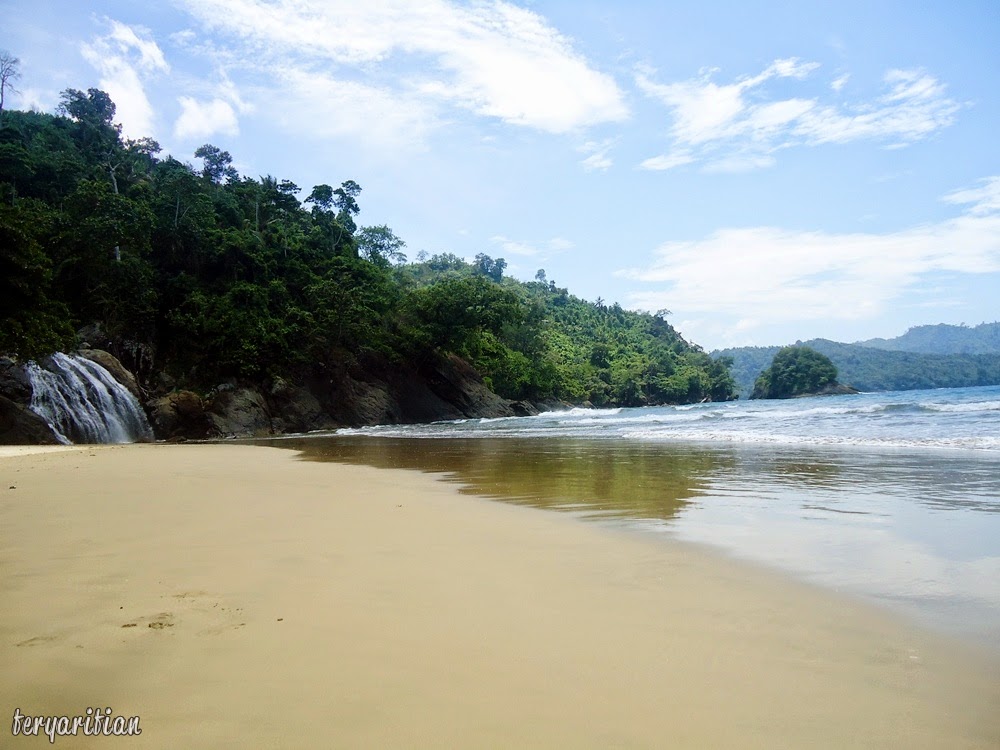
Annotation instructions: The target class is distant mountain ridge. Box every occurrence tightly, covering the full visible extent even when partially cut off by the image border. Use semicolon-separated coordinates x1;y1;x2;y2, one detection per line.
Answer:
855;322;1000;355
713;322;1000;397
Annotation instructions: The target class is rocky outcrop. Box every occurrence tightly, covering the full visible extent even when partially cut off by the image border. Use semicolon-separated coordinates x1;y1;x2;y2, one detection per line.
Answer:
0;357;32;403
149;390;211;440
206;386;273;437
77;349;142;398
0;394;60;445
792;383;860;397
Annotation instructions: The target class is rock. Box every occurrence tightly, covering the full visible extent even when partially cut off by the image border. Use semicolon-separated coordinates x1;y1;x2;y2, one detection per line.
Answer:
510;400;539;417
75;323;111;351
0;394;60;445
418;353;514;420
791;383;860;397
0;357;32;403
207;386;273;437
77;349;142;398
267;379;333;433
149;390;211;440
532;398;575;413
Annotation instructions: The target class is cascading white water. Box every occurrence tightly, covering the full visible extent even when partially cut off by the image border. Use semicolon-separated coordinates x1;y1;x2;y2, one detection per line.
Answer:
26;353;154;444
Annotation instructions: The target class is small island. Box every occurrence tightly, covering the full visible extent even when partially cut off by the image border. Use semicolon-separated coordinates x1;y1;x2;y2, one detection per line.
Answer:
750;345;859;399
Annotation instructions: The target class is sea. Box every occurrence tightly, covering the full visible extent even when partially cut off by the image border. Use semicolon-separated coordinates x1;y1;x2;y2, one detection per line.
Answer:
263;385;1000;649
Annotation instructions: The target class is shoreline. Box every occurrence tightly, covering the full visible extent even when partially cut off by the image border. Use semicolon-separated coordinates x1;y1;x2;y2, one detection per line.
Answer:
2;443;998;748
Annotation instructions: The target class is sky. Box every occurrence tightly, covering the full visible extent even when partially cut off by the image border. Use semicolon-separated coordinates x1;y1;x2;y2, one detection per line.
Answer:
3;0;999;350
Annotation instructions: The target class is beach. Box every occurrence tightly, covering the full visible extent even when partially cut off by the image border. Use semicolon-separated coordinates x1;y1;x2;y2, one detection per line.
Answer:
2;444;999;748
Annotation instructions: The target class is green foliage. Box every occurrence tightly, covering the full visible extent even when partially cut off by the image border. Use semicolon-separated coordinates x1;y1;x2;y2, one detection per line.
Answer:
856;322;1000;355
717;335;1000;397
0;90;735;406
750;346;839;399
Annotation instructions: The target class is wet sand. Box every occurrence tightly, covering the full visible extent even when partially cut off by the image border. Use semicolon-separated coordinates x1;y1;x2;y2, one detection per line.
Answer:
1;443;998;748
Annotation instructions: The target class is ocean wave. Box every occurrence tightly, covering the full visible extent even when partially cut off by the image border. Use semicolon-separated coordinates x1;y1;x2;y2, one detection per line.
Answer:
536;406;622;418
618;428;1000;452
919;400;1000;414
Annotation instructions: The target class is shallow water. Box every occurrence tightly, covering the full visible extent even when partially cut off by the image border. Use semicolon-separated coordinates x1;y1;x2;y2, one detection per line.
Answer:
252;385;1000;649
256;434;1000;650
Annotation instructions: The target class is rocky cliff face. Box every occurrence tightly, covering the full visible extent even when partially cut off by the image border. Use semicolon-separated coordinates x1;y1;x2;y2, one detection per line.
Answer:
1;345;549;444
156;352;517;440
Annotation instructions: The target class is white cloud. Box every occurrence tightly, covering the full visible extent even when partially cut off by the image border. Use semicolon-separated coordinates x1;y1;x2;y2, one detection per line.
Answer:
80;21;168;139
578;139;616;171
490;235;574;257
831;73;850;92
637;60;960;171
174;97;239;139
639;150;694;171
175;0;627;141
618;177;1000;332
272;68;437;150
942;176;1000;216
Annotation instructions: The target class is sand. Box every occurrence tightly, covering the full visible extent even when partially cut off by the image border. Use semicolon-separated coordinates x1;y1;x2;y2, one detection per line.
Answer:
1;443;998;748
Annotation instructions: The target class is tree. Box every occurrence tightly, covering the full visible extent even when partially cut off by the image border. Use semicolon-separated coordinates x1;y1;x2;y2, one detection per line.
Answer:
194;144;238;184
58;88;116;127
0;51;19;123
304;184;334;212
356;224;407;267
751;346;840;399
474;253;507;282
333;179;361;234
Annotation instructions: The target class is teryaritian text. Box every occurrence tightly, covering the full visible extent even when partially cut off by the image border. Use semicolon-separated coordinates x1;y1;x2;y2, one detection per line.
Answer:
11;707;141;743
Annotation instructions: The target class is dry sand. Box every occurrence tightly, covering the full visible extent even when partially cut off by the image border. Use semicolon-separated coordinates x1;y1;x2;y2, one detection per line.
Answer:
1;443;998;748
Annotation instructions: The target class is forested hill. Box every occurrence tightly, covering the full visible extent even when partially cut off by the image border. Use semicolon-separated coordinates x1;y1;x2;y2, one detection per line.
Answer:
715;338;1000;398
0;89;735;423
855;323;1000;355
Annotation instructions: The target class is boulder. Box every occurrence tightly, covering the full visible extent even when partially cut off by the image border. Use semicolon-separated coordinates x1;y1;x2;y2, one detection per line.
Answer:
267;379;333;433
77;349;142;398
419;353;514;420
0;395;60;445
0;357;32;403
149;390;211;440
207;386;273;437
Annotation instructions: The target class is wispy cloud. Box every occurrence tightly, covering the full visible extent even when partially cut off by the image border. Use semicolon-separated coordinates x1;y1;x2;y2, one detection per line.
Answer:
175;96;239;139
491;235;574;258
80;21;169;138
618;177;1000;333
578;138;617;171
174;0;627;148
637;59;960;172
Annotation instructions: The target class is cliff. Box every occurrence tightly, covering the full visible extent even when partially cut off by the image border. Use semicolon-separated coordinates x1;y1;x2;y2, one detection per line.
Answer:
1;348;540;444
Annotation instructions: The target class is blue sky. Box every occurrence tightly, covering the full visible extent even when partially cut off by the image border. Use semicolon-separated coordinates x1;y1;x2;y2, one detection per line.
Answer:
4;0;999;350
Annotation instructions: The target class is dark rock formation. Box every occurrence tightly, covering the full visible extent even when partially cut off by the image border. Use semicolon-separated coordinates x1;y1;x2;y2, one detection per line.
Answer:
77;349;142;398
0;395;60;445
149;390;211;440
206;386;273;437
793;383;860;397
0;357;32;403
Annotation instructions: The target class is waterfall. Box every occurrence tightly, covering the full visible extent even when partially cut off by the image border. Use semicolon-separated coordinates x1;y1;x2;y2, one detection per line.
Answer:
26;353;154;444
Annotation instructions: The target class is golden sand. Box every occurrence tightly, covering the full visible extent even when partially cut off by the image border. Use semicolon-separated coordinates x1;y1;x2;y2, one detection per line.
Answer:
1;444;998;748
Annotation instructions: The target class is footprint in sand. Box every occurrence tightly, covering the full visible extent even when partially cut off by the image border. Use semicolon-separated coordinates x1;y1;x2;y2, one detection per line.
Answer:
120;612;175;630
16;635;59;647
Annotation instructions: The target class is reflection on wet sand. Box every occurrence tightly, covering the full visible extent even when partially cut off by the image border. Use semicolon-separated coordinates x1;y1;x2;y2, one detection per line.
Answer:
259;437;729;522
252;435;1000;645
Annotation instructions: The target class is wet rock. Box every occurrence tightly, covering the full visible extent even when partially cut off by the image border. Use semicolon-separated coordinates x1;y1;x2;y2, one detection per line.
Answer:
77;349;142;398
0;395;60;445
149;390;211;440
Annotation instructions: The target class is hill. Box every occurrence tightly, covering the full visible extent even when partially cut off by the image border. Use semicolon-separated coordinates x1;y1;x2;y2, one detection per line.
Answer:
715;338;1000;398
750;346;857;399
0;90;736;440
856;322;1000;355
